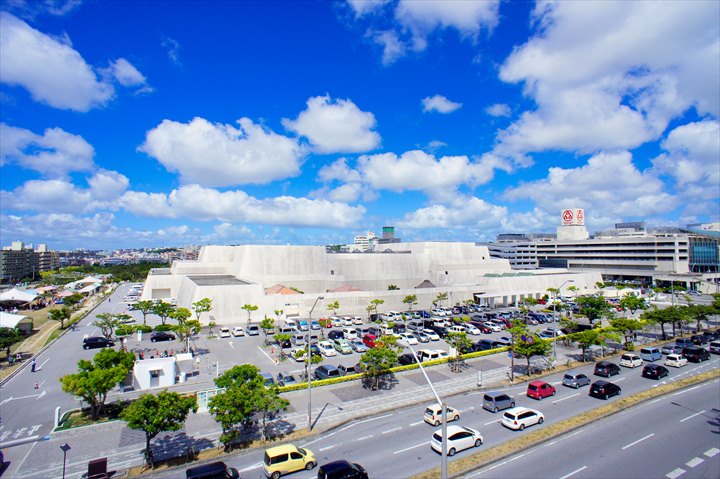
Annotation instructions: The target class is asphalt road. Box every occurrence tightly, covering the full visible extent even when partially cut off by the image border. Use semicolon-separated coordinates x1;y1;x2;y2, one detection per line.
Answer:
150;354;720;478
466;378;720;479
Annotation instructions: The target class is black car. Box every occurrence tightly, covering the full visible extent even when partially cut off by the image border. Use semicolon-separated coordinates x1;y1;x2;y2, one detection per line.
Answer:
338;363;362;375
691;334;709;345
682;346;710;362
185;461;237;479
641;363;669;380
328;330;344;340
150;331;175;342
429;325;448;338
474;339;496;351
589;380;621;400
82;336;114;350
276;372;298;387
398;353;416;365
594;361;620;377
317;460;368;479
314;364;341;380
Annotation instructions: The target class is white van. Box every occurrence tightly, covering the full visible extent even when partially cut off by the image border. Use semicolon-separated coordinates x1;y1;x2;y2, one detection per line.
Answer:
342;327;359;340
285;319;298;331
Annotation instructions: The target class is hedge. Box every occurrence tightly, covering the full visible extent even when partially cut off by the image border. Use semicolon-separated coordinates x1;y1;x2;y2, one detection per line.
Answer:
154;324;174;332
136;325;152;333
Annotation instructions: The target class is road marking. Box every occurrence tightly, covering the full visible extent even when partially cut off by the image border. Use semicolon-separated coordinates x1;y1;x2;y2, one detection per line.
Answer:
409;421;424;426
666;467;686;479
393;441;429;454
553;392;580;404
355;435;373;441
38;357;50;370
559;465;588;479
382;427;402;434
671;384;703;397
544;441;557;447
565;428;585;439
705;448;720;457
228;342;234;349
507;453;525;462
357;413;392;424
686;457;704;468
319;444;336;451
484;419;500;425
256;345;276;363
614;377;626;382
622;433;654;450
237;462;262;472
679;410;705;422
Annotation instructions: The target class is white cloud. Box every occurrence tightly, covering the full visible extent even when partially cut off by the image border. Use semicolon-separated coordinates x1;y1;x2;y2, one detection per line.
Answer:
422;94;462;114
347;0;390;17
485;103;511;117
212;222;253;239
107;58;149;88
120;184;366;228
282;95;381;153
0;123;94;176
318;158;362;183
0;12;114;111
495;1;720;157
368;29;406;66
398;195;507;229
140;116;303;187
161;37;182;65
504;151;676;219
87;169;130;200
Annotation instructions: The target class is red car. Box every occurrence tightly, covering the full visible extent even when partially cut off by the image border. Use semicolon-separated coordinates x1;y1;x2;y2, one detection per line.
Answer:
527;380;556;400
362;334;377;348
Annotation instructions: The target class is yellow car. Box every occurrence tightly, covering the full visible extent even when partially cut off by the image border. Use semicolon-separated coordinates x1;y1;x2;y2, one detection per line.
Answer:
263;444;315;479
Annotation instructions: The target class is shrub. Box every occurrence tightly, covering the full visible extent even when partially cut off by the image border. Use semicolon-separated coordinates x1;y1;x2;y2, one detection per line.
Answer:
115;328;129;336
154;324;174;332
136;325;152;333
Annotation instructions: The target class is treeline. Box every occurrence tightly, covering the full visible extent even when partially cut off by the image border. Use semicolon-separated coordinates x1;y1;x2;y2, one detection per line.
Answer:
49;262;167;283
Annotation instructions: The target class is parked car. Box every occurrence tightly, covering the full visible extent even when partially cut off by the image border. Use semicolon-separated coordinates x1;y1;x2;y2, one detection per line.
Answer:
675;337;694;348
349;339;368;353
332;339;353;355
562;373;591;389
260;372;275;388
589;380;621;399
413;331;431;343
482;392;515;413
641;363;669;380
594;361;621;377
327;330;344;340
527;380;556;400
310;321;321;330
342;327;359;340
691;334;709;345
314;364;341;380
501;407;544;431
232;327;245;337
424;403;460;426
423;329;440;341
82;336;114;349
398;332;419;346
665;353;688;367
682;346;710;362
317;460;368;479
263;444;315;479
150;332;175;342
362;334;377;348
463;324;482;335
430;425;483;456
398;353;416;366
246;325;260;336
317;341;337;357
277;372;299;387
337;363;362;376
619;353;643;368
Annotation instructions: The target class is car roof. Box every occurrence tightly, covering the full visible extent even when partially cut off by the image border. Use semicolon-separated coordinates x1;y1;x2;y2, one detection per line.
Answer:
505;406;535;415
265;444;300;455
528;380;548;386
319;460;353;473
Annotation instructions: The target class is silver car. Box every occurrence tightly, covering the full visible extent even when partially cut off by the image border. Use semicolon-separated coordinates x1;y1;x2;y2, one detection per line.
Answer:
413;331;431;343
350;339;368;353
562;373;591;389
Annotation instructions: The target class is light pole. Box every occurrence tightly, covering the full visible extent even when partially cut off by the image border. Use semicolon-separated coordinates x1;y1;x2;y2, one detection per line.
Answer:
408;346;448;479
307;295;324;431
553;280;574;364
60;443;71;479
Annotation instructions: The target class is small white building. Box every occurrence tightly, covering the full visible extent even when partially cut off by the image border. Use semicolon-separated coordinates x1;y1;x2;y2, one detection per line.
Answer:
133;356;177;389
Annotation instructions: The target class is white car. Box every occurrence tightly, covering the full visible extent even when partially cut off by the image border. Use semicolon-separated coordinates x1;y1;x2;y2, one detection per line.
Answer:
432;309;446;317
501;407;544;431
484;322;502;332
317;340;337;357
352;316;364;325
342;316;354;326
423;329;440;341
219;327;231;338
665;353;688;368
330;317;342;327
398;333;419;346
463;324;481;335
430;425;483;456
620;353;643;368
290;347;306;362
232;326;245;337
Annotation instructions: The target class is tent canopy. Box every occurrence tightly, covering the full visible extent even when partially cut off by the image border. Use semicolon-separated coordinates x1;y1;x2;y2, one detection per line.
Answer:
77;283;101;294
0;288;38;303
0;311;33;332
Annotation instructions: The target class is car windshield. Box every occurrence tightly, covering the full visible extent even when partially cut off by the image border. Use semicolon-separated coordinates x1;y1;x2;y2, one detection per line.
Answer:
503;412;515;419
432;432;443;441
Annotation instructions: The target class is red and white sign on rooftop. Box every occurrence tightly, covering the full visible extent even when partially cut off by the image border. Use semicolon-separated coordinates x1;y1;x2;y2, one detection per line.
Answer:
561;208;585;226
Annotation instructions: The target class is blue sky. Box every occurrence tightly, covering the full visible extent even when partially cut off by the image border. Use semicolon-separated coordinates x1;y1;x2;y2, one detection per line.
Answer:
1;0;718;250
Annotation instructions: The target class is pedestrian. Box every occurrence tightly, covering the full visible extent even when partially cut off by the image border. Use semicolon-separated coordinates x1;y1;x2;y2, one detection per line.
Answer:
31;358;36;372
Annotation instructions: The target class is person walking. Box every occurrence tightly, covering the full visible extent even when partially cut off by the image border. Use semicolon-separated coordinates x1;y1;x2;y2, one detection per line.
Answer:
31;358;36;372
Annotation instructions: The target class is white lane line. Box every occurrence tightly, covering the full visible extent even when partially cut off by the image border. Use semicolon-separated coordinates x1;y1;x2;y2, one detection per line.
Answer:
355;435;373;441
704;448;720;457
237;462;262;472
256;345;275;363
622;433;654;450
565;428;585;439
559;465;588;479
393;441;429;455
614;377;626;382
671;384;703;397
409;421;424;427
319;444;336;451
666;467;686;479
357;413;392;424
382;427;402;434
679;410;705;423
507;453;526;462
543;440;557;448
553;392;580;404
686;457;704;468
484;419;500;426
37;357;50;370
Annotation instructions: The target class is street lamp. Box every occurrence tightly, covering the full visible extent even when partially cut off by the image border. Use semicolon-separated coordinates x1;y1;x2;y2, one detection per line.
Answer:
60;443;71;479
307;295;324;431
553;280;574;364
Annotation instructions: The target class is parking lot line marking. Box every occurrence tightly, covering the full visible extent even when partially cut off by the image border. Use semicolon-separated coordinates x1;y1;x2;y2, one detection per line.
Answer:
622;433;654;450
704;448;720;457
614;377;626;382
552;392;580;404
666;467;686;479
409;421;424;427
679;410;705;423
559;465;587;479
319;444;336;451
355;435;373;441
382;427;402;434
686;457;703;468
228;342;234;349
393;441;429;454
256;345;276;363
484;419;500;426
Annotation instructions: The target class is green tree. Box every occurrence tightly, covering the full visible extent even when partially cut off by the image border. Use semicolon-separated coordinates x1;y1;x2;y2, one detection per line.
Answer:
121;391;197;468
170;307;192;325
63;293;84;309
49;307;72;329
567;285;579;299
209;385;257;449
260;317;275;338
402;295;418;311
242;304;259;326
152;302;175;326
513;335;552;376
191;298;213;322
574;329;604;361
326;301;340;317
93;313;121;340
388;284;400;290
642;306;689;339
576;295;612;324
365;304;374;319
59;349;135;419
609;317;644;348
685;304;713;333
359;346;399;390
253;385;289;440
134;300;155;326
173;320;202;352
368;299;384;319
434;292;448;307
0;327;21;355
619;295;648;317
274;309;284;326
445;332;472;372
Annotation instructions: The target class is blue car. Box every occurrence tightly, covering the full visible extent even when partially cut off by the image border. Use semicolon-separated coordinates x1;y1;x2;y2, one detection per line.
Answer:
298;320;309;331
311;321;321;330
419;310;431;318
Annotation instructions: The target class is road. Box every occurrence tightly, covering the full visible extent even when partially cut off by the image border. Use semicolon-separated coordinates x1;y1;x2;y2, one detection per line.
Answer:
149;356;720;478
467;378;720;479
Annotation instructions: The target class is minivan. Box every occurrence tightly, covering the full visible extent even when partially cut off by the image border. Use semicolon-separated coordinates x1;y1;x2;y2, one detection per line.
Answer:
682;346;710;362
639;347;662;362
482;392;515;412
263;445;316;479
709;341;720;354
314;365;341;380
423;403;460;426
186;461;237;479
